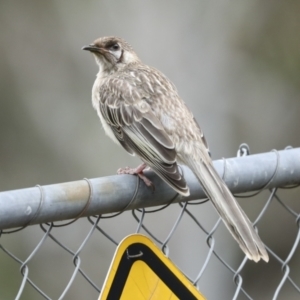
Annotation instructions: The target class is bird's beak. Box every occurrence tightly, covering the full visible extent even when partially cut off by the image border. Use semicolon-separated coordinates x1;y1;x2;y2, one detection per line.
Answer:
82;44;102;53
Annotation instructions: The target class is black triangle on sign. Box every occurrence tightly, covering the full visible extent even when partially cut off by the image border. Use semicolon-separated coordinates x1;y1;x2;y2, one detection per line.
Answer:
99;234;205;300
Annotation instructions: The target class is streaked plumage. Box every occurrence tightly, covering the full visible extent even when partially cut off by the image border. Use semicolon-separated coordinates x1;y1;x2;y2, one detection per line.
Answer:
83;36;269;262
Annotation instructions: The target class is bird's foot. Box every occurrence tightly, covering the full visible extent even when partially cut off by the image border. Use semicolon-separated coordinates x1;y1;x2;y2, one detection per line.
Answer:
117;163;155;190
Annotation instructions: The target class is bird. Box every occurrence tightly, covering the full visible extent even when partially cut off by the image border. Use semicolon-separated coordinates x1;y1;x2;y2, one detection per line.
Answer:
82;36;269;263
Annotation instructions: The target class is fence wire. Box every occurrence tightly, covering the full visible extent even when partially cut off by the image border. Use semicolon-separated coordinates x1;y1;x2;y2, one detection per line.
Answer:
0;145;300;300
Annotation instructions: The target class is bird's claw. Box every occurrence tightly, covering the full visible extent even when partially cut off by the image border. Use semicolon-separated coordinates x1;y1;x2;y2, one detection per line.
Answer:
117;164;155;191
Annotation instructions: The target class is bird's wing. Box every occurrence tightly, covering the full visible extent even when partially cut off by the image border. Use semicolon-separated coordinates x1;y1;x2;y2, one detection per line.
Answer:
98;77;189;196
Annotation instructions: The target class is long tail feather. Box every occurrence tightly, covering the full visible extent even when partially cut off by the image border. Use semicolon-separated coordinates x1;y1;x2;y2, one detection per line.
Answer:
186;157;268;262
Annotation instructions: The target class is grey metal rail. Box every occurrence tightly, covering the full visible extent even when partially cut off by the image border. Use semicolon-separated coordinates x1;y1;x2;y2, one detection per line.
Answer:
0;148;299;230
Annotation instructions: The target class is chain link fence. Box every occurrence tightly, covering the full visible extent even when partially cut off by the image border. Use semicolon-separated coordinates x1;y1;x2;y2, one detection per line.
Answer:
0;145;299;299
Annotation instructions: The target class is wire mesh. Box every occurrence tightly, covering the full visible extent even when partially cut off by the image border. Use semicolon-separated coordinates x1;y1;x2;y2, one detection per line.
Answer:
0;145;299;300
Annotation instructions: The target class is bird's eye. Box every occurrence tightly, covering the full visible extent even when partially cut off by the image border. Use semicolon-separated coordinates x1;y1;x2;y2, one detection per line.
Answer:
110;43;120;51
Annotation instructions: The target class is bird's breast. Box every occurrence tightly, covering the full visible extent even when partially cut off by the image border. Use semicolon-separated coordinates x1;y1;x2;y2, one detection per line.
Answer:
92;78;120;145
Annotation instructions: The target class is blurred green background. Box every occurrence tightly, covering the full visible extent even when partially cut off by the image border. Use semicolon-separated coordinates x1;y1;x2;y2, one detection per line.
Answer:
0;1;299;299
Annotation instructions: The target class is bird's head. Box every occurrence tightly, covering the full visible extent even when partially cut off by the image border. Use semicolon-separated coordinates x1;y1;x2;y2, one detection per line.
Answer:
82;36;140;72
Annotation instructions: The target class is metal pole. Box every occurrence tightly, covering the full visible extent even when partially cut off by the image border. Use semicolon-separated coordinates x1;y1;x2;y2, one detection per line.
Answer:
0;148;299;230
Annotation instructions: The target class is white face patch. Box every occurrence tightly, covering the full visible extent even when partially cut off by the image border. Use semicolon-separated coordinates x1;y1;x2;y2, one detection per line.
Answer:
109;48;122;61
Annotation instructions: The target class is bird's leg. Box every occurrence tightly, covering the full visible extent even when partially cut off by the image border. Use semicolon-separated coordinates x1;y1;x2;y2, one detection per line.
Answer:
117;163;154;190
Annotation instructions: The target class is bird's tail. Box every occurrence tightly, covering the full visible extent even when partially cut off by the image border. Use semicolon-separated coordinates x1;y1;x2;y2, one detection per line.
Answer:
186;156;269;262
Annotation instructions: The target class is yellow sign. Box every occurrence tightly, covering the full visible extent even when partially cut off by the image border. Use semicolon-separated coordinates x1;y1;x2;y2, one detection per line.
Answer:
99;234;205;300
